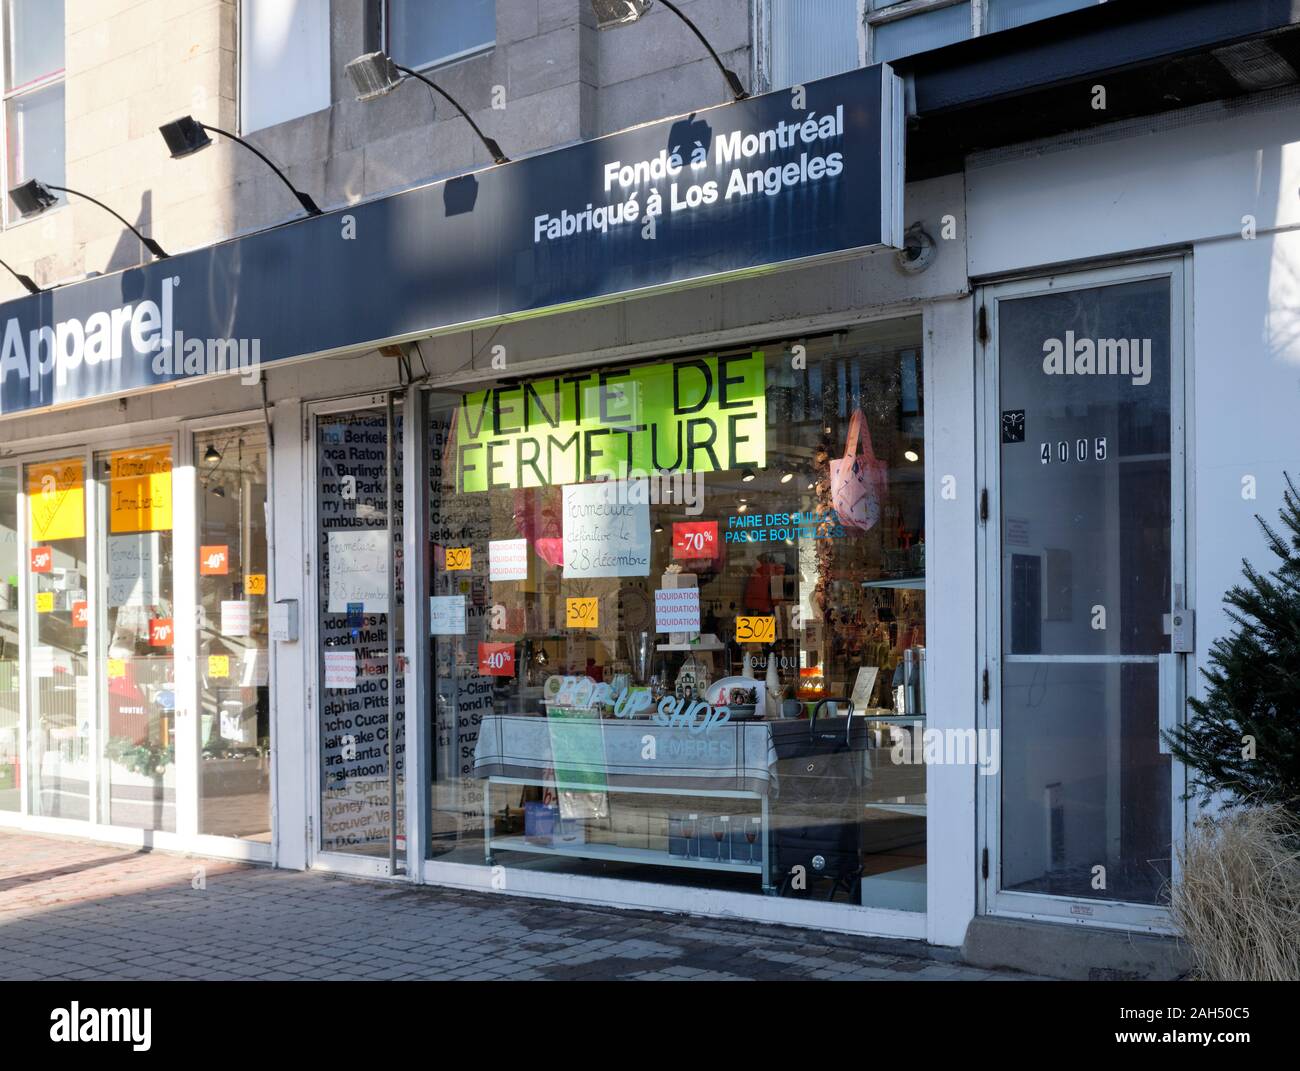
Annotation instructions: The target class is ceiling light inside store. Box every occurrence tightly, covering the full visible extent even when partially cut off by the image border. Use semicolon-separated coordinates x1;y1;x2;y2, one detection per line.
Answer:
203;444;221;463
780;472;793;483
905;449;919;462
741;469;756;483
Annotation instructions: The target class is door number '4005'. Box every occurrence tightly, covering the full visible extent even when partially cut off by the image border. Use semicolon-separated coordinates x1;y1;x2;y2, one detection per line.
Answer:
1040;437;1107;465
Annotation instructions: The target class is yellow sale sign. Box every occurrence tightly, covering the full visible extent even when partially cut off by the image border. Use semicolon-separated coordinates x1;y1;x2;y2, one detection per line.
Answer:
445;547;473;571
109;445;173;533
566;597;599;628
28;459;85;542
735;616;776;644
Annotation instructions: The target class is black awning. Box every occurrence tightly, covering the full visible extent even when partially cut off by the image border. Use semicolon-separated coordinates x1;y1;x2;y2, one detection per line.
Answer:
894;0;1300;178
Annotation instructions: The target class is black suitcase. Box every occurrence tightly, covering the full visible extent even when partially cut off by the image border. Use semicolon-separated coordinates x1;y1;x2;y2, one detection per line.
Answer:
769;699;868;901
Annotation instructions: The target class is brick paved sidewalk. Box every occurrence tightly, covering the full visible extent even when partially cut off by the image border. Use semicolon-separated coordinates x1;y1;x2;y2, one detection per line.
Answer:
0;831;1036;981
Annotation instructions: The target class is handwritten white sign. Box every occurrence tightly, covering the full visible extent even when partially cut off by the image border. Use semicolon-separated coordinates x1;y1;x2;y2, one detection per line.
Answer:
327;530;389;613
562;481;650;579
108;533;160;607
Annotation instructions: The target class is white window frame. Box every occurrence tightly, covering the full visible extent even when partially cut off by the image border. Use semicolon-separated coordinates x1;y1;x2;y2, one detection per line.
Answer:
382;0;496;74
756;0;1106;88
0;0;65;229
865;0;979;65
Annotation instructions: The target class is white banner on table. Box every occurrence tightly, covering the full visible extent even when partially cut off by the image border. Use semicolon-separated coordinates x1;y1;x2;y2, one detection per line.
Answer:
326;529;389;613
430;594;466;635
562;480;650;578
488;538;529;582
654;587;701;633
323;648;357;690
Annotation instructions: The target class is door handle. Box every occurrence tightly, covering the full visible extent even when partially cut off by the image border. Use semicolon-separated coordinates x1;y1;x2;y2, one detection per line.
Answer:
1158;652;1180;756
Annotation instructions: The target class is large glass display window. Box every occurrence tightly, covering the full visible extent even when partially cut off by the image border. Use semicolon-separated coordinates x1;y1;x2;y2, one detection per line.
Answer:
25;454;91;821
196;427;271;840
426;320;928;911
0;466;20;811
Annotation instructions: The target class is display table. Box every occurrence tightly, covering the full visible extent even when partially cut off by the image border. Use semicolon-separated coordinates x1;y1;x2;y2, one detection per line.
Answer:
473;713;779;892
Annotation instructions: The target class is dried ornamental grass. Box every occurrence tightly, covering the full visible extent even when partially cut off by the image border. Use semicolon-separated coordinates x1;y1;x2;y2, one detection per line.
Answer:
1171;807;1300;981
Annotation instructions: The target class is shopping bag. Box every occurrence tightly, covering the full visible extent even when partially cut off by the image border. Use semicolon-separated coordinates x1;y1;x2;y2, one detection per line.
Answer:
829;408;889;532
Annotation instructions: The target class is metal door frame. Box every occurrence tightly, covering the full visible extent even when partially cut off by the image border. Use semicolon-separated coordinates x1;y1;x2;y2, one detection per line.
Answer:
976;255;1191;932
302;390;414;880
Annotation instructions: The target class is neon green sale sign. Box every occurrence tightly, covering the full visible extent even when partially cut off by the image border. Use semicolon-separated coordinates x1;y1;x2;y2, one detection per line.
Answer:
455;352;767;492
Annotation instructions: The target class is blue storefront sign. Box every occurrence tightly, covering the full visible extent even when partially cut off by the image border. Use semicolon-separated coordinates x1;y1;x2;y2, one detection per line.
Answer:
0;64;902;417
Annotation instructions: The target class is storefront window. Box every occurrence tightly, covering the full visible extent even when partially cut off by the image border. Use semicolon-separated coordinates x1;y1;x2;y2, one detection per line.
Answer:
427;321;928;911
316;407;406;858
95;444;176;831
196;428;271;839
25;455;90;820
0;466;19;810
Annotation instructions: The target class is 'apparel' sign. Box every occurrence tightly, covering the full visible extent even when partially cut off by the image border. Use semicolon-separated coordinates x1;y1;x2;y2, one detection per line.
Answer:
0;64;902;418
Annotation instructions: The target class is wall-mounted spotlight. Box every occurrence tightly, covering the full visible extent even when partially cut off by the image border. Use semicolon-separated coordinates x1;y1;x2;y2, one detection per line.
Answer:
9;179;169;259
741;468;756;483
591;1;748;101
160;116;323;217
203;444;222;463
345;51;509;165
0;257;40;294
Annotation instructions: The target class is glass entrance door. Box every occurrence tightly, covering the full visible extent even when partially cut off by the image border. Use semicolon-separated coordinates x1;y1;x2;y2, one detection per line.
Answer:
313;399;405;866
195;427;271;840
983;264;1186;925
94;442;177;831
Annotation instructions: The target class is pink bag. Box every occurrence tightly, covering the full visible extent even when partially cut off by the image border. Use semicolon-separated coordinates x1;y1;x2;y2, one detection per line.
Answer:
829;409;889;532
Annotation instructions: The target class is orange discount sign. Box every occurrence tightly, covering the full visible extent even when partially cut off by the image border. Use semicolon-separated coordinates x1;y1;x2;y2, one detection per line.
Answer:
149;618;174;647
566;597;599;628
72;601;89;628
29;547;52;572
735;615;776;643
444;547;473;571
199;546;229;575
